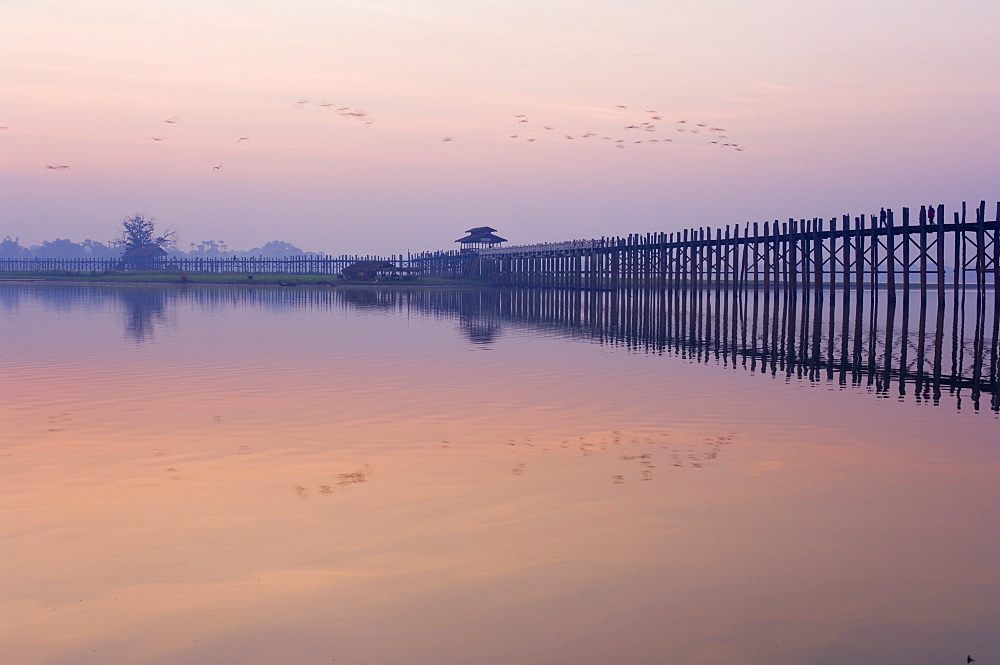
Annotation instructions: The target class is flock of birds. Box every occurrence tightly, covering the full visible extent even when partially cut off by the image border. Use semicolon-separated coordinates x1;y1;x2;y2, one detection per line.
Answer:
294;97;375;125
14;99;744;172
447;104;745;152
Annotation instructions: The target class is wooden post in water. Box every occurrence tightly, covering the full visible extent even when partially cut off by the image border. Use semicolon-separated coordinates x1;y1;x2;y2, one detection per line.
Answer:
990;202;1000;408
900;207;911;373
749;222;759;364
879;209;895;389
915;207;929;397
949;206;964;383
826;217;838;377
992;203;1000;403
853;215;865;373
971;201;988;402
760;221;771;367
698;232;707;352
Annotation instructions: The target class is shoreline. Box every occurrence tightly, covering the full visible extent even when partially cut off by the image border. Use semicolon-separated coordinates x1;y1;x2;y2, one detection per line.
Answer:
0;272;487;288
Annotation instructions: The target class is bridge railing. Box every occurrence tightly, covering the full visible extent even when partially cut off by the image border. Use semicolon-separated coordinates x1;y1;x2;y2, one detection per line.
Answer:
0;255;412;275
476;239;604;255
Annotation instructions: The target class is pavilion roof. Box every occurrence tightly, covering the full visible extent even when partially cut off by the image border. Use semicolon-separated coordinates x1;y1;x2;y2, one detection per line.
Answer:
456;232;507;244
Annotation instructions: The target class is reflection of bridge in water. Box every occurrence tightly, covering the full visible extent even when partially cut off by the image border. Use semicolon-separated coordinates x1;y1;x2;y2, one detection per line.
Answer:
5;280;997;412
399;284;999;413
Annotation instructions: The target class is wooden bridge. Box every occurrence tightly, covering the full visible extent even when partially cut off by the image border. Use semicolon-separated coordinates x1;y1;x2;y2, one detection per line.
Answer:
454;202;1000;293
3;202;998;297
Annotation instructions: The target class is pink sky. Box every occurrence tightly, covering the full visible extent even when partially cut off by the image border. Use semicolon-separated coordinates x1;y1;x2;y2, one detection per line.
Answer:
2;0;998;254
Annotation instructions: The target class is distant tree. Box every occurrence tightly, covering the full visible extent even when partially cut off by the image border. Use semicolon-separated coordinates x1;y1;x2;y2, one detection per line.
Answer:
248;240;306;257
0;236;28;258
190;239;233;257
80;239;117;258
117;213;177;253
34;238;85;258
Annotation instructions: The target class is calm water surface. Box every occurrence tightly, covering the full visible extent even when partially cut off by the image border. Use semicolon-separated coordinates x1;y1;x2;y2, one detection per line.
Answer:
1;284;997;665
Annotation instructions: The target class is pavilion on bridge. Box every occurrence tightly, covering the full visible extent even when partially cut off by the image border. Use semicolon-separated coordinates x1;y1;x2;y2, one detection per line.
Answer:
455;226;507;251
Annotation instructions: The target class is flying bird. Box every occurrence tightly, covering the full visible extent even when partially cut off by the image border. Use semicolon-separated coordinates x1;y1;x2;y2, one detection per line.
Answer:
212;164;222;170
442;137;453;142
238;136;249;142
45;164;70;170
163;116;179;124
151;137;164;141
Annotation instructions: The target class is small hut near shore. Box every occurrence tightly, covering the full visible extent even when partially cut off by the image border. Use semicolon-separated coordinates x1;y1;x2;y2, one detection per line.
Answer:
120;245;168;270
341;260;421;281
455;226;507;251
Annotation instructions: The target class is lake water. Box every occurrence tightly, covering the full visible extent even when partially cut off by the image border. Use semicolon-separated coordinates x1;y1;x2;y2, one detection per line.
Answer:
2;283;997;665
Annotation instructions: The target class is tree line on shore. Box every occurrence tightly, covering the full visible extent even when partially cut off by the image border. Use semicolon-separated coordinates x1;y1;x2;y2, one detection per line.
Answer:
1;213;319;260
0;236;317;260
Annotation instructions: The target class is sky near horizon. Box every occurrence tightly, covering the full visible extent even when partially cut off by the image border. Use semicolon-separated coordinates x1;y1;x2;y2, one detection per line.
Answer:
2;0;998;254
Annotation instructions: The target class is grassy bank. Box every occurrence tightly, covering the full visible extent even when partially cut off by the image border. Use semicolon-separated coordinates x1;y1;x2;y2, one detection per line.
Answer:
0;270;483;287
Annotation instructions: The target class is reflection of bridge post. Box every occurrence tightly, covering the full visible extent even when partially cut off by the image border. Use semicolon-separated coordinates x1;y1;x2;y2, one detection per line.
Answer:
882;283;897;395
